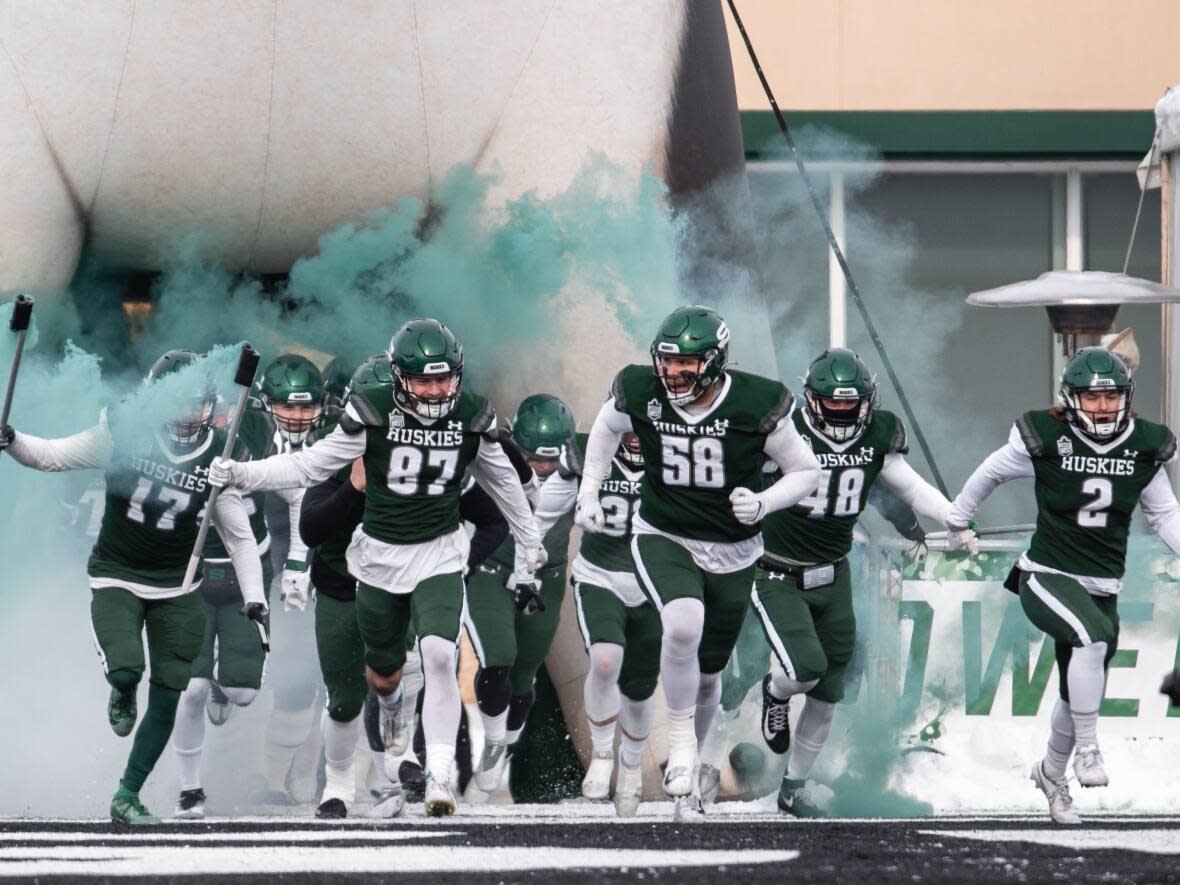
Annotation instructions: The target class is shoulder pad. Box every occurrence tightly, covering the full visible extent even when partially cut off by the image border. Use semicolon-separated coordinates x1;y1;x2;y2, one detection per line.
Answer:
1015;411;1047;457
758;383;795;434
882;411;909;455
338;412;367;435
346;391;385;428
468;396;497;437
1154;426;1178;465
558;434;586;479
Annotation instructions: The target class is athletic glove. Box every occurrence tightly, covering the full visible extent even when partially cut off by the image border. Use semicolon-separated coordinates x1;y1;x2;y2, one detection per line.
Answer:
242;602;270;653
208;456;238;489
280;560;312;612
0;425;13;451
522;545;548;573
944;524;979;556
574;495;605;534
903;538;929;563
510;578;546;616
729;487;766;525
1162;669;1180;707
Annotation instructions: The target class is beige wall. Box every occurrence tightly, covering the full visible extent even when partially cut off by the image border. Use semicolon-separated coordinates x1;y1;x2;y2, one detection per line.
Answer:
725;0;1180;111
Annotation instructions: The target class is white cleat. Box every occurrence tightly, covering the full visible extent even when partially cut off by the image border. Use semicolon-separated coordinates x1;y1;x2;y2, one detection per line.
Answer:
424;772;456;817
474;741;509;792
174;788;206;820
368;785;406;819
662;716;698;797
381;696;410;757
673;790;706;822
1073;745;1109;788
1030;761;1082;824
614;761;644;818
582;750;614;801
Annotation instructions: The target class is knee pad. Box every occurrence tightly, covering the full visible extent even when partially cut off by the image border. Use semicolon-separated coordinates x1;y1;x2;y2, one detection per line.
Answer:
475;666;512;716
419;636;457;680
106;667;142;693
179;677;211;711
327;679;367;724
222;686;258;708
589;643;624;679
661;599;705;653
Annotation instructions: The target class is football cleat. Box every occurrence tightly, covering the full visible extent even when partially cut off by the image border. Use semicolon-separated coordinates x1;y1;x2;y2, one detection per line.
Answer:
174;788;206;820
581;750;614;801
381;694;410;757
111;786;160;826
662;715;697;797
673;791;706;822
1073;745;1109;788
108;687;137;738
760;675;791;755
424;772;456;817
314;798;348;819
699;764;721;806
368;785;406;819
777;777;831;818
206;680;232;726
1030;761;1082;825
474;741;509;792
614;761;644;818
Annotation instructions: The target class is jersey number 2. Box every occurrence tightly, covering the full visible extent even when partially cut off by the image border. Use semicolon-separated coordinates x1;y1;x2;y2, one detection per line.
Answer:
1077;478;1113;528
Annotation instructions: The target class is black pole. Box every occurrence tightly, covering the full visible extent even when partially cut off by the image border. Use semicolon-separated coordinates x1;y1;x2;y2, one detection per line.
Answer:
724;0;949;497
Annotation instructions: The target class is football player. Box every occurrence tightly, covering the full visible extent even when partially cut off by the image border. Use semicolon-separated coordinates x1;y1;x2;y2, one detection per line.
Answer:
0;350;266;824
209;319;544;816
947;346;1180;825
465;394;576;792
754;348;974;816
576;305;822;815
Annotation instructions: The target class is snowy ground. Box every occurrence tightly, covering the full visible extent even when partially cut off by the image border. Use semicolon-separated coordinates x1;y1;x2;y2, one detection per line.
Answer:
3;810;1180;883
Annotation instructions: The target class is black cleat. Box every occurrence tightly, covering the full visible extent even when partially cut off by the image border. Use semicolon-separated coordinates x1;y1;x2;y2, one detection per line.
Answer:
314;798;348;819
777;776;827;818
175;788;206;820
760;675;791;755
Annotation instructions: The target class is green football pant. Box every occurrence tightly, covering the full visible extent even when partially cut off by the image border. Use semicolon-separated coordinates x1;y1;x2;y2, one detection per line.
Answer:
355;573;464;678
465;564;567;696
572;582;661;702
631;532;754;673
1018;570;1119;703
190;560;273;689
315;594;368;723
750;559;855;704
90;587;206;692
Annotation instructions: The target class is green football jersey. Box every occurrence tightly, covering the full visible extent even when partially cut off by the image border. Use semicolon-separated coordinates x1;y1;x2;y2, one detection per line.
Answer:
90;427;247;589
305;417;355;579
610;364;793;543
487;489;575;570
203;405;272;560
347;384;496;545
763;406;908;564
1016;410;1176;579
564;432;641;573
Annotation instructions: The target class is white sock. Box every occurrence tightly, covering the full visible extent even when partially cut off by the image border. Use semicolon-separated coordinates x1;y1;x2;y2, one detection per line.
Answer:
665;706;696;761
694;671;722;747
481;709;509;746
505;724;525;746
1067;641;1107;747
377;684;404;712
618;696;653;768
1042;698;1075;780
419;635;461;780
402;643;424;731
321;712;360;806
786;698;836;780
659;598;704;712
370;748;394;789
769;660;818;699
174;677;210;792
585;643;624;754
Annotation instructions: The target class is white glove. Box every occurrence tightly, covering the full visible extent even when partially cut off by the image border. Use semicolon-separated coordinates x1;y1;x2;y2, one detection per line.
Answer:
280;564;312;612
522;545;548;574
944;525;979;556
729;487;766;525
208;456;238;489
574;495;605;534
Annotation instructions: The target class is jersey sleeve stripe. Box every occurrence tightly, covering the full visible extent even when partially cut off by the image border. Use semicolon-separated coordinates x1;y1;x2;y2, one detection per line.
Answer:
1015;414;1043;457
758;386;795;434
1157;430;1178;465
472;399;496;435
890;418;910;454
346;393;383;428
610;372;627;413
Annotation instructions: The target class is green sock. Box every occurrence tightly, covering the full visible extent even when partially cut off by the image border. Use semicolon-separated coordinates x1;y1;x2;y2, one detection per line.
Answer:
121;683;181;793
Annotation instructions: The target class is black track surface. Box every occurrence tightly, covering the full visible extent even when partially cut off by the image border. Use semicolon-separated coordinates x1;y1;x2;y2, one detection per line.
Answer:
2;815;1178;883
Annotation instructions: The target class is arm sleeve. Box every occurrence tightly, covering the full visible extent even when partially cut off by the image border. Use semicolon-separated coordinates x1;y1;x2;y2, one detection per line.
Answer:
577;400;634;500
877;453;952;526
298;476;366;550
471;436;542;550
533;472;579;537
211;488;266;606
5;412;114;472
275;486;309;565
758;417;822;514
459;483;510;570
232;421;365;491
1139;469;1180;555
867;484;926;542
945;424;1035;528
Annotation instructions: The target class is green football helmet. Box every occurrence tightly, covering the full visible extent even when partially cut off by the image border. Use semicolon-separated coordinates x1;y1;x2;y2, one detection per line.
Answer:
1058;346;1134;440
350;353;394;396
511;394;576;475
146;349;216;446
322;356;354;409
650;305;730;405
803;348;878;443
259;353;326;444
388;318;464;419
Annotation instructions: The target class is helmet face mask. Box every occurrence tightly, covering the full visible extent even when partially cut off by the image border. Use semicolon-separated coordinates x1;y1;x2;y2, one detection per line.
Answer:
803;348;878;444
617;432;644;469
388;319;464;420
649;306;730;406
1059;347;1134;441
167;397;216;446
260;354;327;445
146;349;217;448
511;394;576;477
